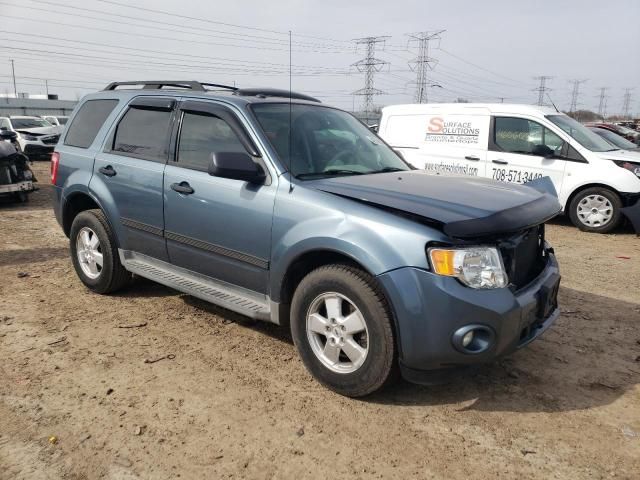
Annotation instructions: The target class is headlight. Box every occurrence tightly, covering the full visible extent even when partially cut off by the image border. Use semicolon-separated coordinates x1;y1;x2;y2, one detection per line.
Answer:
19;133;38;141
428;246;508;289
612;160;640;178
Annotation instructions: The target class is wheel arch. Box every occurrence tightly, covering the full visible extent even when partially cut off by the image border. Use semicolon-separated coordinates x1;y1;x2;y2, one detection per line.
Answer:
62;191;113;240
564;182;622;212
276;249;400;352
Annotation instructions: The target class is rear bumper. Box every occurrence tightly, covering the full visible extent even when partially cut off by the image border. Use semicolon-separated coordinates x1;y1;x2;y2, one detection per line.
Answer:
0;180;34;195
377;250;560;382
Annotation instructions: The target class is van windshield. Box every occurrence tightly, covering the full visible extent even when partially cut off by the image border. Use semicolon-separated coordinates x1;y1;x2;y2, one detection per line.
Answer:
546;115;617;152
252;103;409;179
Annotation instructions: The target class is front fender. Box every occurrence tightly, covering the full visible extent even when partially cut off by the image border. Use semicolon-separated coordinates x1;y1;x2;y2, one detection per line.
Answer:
269;181;445;301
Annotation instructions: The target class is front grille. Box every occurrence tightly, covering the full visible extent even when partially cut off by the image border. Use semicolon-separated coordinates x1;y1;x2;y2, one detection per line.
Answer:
41;135;60;145
499;225;546;291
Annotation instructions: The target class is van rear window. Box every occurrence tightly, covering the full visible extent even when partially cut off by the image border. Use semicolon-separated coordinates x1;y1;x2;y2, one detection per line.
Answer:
64;99;119;149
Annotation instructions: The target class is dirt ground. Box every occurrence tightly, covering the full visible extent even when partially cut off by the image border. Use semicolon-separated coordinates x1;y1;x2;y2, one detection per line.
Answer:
1;162;639;480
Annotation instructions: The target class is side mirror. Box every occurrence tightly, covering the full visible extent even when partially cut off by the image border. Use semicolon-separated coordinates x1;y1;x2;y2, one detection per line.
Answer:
209;152;266;184
532;144;555;158
0;130;17;141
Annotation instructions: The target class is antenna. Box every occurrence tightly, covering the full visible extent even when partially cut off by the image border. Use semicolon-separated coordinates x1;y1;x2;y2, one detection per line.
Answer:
288;30;293;192
546;93;559;113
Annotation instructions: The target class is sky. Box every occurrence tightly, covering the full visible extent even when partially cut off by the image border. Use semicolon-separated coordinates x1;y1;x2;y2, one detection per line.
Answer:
1;0;638;115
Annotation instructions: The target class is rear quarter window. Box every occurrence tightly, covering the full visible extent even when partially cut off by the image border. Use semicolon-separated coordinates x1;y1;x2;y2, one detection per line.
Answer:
64;99;119;148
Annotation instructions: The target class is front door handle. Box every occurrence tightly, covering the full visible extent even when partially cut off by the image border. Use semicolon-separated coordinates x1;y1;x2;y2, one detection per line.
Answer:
98;165;117;177
492;159;508;165
170;181;194;195
465;155;481;161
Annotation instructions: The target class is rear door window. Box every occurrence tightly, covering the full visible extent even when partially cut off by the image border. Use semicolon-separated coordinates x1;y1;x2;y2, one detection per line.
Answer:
112;106;173;162
64;99;119;148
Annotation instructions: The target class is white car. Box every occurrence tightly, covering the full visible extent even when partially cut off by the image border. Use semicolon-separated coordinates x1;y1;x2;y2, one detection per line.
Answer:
378;103;640;233
41;115;69;129
0;116;60;160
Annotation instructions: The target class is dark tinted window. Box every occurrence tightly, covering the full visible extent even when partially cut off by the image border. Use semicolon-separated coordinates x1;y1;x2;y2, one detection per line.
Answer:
177;112;246;171
494;117;564;157
112;107;172;161
65;99;118;148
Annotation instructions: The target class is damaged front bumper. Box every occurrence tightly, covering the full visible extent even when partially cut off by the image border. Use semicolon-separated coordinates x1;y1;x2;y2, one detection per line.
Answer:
377;249;560;384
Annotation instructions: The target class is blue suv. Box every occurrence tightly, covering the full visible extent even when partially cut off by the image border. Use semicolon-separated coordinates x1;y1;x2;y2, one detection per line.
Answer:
52;81;561;397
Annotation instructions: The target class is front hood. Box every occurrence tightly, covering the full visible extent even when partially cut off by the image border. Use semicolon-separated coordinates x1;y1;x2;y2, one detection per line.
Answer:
311;171;561;238
596;149;640;162
15;126;59;136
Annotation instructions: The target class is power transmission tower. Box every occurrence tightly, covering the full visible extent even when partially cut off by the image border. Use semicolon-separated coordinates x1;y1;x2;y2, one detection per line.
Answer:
533;76;553;106
621;88;633;119
568;79;587;113
596;87;608;118
352;36;389;115
407;30;444;103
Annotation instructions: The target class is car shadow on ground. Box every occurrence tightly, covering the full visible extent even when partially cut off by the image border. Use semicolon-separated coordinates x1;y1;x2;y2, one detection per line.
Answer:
173;285;638;414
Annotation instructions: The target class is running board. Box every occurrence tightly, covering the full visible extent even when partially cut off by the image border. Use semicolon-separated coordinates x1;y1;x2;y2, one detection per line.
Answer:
119;250;271;321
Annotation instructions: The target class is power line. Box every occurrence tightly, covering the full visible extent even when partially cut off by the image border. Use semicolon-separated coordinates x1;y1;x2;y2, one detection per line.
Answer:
352;36;390;113
407;30;444;103
91;0;352;45
533;76;553;106
568;79;587;113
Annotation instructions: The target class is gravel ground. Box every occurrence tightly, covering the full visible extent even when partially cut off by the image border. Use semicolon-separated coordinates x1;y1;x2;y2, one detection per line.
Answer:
1;163;639;479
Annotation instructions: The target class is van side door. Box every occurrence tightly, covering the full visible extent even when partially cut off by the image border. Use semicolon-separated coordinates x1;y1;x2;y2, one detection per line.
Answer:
91;96;175;262
487;116;567;190
163;100;275;294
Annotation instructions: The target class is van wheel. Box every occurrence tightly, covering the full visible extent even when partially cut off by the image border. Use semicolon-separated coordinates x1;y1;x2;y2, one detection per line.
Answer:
69;209;131;294
568;187;622;233
290;264;397;397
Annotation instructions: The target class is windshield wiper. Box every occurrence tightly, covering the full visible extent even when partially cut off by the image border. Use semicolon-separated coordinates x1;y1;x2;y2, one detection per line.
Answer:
370;167;407;174
296;169;366;179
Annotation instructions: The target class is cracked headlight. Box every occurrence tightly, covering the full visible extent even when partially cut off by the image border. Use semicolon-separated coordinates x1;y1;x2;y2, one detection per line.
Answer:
428;246;508;289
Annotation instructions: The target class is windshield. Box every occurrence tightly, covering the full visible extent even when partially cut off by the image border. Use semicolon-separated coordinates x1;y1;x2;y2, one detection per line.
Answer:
10;118;53;129
252;103;409;178
546;115;616;152
589;127;637;150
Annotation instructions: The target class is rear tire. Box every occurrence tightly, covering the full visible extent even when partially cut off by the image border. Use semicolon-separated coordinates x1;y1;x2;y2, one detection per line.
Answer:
69;209;131;294
290;264;397;397
568;187;622;233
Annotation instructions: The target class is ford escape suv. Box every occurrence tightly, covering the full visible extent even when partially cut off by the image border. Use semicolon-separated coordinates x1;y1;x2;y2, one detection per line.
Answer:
52;81;561;397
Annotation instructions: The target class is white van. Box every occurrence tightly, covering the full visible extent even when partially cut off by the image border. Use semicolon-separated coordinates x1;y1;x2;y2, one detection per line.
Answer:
378;103;640;233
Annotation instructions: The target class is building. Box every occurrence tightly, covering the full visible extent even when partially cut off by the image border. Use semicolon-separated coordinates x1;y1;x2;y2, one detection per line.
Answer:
0;97;77;117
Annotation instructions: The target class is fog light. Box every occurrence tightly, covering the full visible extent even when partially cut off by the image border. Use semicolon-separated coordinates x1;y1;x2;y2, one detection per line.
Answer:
462;330;474;348
452;325;495;354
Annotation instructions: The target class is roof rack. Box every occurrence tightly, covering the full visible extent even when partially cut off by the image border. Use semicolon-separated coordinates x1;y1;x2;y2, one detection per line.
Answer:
234;88;321;103
103;81;238;92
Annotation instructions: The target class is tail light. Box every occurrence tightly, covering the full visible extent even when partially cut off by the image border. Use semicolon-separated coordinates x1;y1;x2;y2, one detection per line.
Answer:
51;151;60;185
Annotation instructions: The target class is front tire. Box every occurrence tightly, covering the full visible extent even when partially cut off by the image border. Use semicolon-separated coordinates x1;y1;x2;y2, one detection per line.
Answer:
568;187;622;233
69;209;131;294
290;264;396;397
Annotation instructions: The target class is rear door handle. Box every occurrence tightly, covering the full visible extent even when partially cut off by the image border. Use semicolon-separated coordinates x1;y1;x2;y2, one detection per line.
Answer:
465;155;481;161
492;159;508;165
170;181;194;195
98;165;117;177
